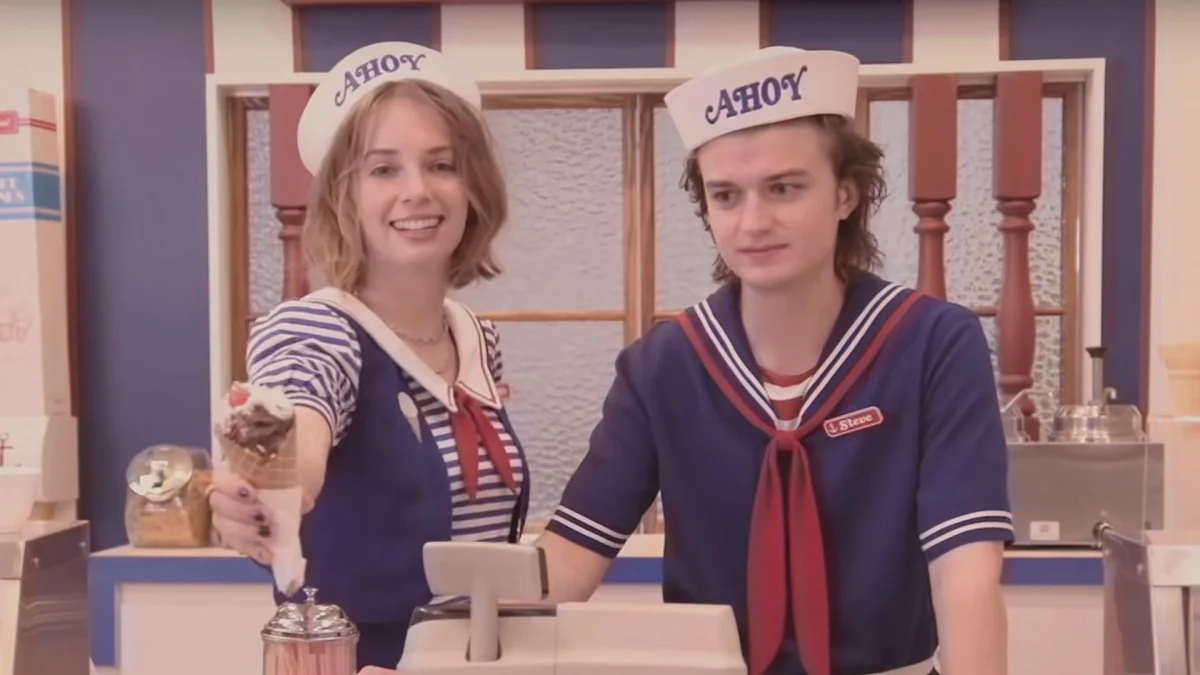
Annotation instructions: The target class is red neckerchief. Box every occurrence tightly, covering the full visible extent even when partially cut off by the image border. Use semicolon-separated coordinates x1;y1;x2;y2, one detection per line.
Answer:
748;430;830;675
450;385;516;499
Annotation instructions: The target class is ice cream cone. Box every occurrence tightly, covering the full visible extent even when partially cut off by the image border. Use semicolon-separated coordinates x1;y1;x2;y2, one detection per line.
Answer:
218;428;298;491
215;382;307;595
215;382;299;487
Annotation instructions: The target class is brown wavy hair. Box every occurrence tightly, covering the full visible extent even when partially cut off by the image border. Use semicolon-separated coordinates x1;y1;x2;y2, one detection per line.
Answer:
680;114;886;284
303;79;508;291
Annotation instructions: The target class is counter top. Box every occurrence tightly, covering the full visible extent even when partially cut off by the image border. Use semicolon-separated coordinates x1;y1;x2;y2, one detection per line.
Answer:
87;535;1104;667
90;533;1104;586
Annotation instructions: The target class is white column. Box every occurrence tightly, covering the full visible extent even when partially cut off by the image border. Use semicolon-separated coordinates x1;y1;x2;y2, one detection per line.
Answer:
211;0;294;76
1149;0;1200;416
673;0;760;74
440;3;526;80
910;0;1001;65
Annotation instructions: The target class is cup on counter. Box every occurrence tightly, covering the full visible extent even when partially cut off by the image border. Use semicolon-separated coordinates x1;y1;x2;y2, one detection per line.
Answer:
0;466;40;534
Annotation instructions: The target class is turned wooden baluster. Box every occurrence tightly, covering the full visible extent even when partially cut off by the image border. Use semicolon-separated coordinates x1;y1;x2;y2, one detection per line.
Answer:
909;75;958;299
269;84;315;301
993;72;1041;438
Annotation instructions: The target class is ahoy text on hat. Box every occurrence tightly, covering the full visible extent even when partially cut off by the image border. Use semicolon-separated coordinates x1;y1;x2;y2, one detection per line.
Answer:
296;41;483;175
664;46;860;154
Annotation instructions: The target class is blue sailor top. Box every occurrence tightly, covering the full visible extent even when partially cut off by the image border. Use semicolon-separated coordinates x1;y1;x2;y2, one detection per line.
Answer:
246;288;530;669
545;274;1013;675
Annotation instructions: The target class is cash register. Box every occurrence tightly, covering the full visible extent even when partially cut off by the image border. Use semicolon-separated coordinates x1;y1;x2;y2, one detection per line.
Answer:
398;542;748;674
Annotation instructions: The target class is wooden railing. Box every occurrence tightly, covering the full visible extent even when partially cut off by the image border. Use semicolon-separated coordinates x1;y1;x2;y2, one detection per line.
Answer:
876;72;1051;438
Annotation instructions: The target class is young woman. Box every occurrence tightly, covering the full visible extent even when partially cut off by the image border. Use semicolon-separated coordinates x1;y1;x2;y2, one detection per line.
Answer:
207;42;529;670
526;47;1012;675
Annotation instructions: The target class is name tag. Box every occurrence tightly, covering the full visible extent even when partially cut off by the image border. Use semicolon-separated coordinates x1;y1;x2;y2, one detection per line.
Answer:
823;406;884;438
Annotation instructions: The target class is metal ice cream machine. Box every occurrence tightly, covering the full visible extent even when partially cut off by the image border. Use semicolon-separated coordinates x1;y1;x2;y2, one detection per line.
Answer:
1005;346;1164;547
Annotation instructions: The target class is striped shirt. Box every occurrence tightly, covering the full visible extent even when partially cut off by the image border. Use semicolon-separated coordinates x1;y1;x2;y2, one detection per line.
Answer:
245;299;521;543
762;366;815;425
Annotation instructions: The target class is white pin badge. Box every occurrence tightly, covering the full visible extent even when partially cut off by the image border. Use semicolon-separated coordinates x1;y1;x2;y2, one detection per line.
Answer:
398;393;421;440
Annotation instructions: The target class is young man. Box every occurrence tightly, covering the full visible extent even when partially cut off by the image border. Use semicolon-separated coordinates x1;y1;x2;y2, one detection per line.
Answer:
535;47;1013;675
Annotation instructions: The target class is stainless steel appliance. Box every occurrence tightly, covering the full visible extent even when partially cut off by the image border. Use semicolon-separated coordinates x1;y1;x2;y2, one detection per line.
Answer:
1009;439;1163;546
1098;523;1200;673
1007;346;1164;547
0;520;90;675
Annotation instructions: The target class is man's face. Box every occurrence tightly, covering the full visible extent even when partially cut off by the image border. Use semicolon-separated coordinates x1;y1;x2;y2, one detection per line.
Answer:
696;121;857;292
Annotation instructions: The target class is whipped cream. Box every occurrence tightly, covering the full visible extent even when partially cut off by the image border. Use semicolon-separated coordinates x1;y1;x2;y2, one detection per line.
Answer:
218;383;296;449
228;383;294;420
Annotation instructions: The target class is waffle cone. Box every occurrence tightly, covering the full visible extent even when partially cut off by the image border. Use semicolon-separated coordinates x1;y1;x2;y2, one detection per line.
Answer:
219;426;298;491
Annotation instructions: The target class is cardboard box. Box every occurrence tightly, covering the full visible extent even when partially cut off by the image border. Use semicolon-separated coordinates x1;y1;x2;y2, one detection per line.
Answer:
0;88;71;417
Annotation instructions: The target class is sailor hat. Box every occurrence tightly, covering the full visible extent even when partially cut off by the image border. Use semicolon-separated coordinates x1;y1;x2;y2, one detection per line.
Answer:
663;46;860;153
297;41;483;175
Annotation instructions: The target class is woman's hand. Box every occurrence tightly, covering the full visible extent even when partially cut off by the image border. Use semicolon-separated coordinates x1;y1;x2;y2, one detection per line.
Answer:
208;470;274;565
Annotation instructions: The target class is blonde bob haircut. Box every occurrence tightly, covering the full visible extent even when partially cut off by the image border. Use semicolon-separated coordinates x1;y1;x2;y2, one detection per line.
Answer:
302;79;508;291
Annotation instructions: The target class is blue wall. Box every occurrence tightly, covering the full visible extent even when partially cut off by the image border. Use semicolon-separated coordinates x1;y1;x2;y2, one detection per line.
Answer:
528;1;673;68
764;0;908;63
71;0;212;550
296;4;440;71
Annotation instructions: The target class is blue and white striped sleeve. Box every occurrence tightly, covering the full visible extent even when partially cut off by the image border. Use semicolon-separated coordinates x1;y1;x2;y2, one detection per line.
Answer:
917;304;1015;561
245;300;362;445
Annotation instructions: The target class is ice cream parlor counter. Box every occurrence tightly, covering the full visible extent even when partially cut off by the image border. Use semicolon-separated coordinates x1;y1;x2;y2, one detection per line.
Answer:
88;533;1107;675
82;350;1200;675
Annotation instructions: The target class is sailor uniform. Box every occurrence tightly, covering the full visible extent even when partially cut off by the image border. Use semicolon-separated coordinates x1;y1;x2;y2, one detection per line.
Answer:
247;289;529;669
545;274;1012;675
248;39;524;669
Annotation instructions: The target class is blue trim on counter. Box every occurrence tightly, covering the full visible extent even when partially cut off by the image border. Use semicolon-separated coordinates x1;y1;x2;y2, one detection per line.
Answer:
88;551;1103;667
1002;555;1104;586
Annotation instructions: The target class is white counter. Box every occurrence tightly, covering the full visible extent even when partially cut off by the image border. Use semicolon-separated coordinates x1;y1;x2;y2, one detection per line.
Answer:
89;536;1106;675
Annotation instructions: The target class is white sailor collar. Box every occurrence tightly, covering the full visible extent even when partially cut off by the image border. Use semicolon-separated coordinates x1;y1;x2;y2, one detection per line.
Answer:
305;288;503;412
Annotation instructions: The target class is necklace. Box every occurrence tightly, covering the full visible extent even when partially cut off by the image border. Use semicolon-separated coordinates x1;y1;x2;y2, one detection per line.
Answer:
353;290;450;346
385;315;450;346
393;325;457;380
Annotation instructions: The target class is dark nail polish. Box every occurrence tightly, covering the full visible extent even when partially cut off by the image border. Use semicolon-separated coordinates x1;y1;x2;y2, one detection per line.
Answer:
254;512;266;523
238;487;250;499
258;525;271;538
